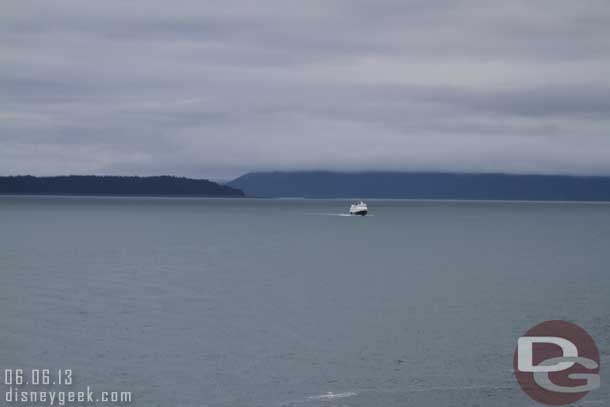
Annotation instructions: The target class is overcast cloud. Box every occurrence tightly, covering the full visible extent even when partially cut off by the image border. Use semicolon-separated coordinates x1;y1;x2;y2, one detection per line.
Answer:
2;0;610;179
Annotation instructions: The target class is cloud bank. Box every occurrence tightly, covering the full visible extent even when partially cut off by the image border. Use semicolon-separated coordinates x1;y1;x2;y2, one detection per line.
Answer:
2;0;610;178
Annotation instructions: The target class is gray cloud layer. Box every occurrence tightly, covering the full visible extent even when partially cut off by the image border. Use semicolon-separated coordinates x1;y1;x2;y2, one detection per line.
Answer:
2;0;610;178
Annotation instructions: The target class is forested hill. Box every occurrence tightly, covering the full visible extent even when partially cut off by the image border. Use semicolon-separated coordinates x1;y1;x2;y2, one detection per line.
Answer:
228;171;610;201
0;175;244;197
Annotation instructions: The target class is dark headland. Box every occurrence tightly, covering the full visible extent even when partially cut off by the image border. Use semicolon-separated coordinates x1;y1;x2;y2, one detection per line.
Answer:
228;171;610;201
0;175;244;197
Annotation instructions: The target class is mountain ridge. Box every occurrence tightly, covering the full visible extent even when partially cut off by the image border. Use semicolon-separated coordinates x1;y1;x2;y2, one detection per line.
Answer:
228;171;610;201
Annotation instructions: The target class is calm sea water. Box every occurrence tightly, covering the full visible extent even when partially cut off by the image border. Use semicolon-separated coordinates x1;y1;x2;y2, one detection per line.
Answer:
1;196;609;406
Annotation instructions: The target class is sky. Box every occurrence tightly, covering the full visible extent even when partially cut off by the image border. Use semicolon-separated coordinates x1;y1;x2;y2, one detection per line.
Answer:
2;0;610;180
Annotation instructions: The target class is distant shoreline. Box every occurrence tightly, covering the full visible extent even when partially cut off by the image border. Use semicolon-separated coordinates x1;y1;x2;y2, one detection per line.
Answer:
228;170;610;201
0;193;246;199
5;171;610;202
0;175;245;198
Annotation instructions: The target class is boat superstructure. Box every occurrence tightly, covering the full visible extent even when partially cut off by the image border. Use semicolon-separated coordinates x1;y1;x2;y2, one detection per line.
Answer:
349;201;368;216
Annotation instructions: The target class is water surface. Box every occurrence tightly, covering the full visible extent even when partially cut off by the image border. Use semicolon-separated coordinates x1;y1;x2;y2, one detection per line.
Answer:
1;196;609;406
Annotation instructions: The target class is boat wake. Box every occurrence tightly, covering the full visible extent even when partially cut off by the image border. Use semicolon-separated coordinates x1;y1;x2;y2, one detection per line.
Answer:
305;212;351;217
305;212;373;217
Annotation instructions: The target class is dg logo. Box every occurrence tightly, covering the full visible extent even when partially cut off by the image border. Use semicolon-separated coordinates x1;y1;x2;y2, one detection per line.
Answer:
513;320;600;405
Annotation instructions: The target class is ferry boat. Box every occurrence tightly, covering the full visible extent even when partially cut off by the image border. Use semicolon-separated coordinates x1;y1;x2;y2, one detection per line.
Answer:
349;201;368;216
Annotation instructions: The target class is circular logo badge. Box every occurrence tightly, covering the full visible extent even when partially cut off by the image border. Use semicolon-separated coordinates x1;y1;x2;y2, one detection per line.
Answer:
513;320;600;405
